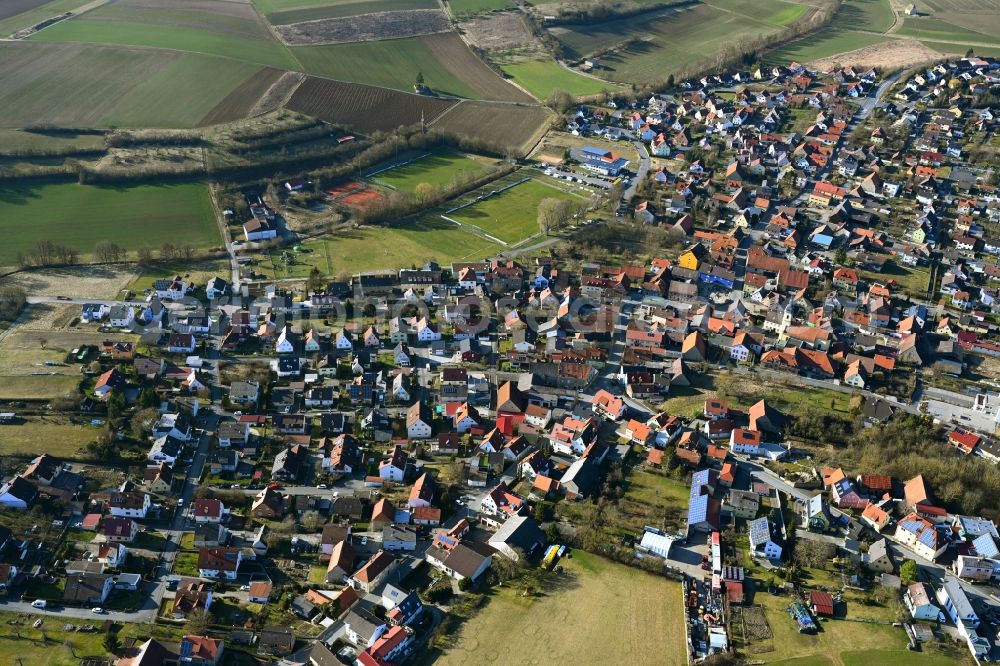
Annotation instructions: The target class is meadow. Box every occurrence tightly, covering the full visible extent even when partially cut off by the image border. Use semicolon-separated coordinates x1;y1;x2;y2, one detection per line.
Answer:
266;0;437;24
268;220;502;277
428;552;686;665
502;58;617;99
448;176;588;243
0;181;219;266
0;42;266;128
704;0;811;26
764;27;885;65
32;3;300;69
0;418;97;456
549;3;786;83
370;151;496;192
292;33;532;101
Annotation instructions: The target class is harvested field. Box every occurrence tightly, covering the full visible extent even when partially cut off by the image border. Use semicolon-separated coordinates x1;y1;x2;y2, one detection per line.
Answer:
431;100;552;154
2;265;138;299
249;71;306;116
460;12;536;51
275;9;450;45
198;66;285;127
265;0;437;24
0;0;51;22
286;76;456;132
0;41;263;128
809;38;942;69
292;32;533;101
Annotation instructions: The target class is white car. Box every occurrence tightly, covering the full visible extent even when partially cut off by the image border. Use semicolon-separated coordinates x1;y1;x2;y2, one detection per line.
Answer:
316;484;328;490
360;537;368;546
91;608;105;614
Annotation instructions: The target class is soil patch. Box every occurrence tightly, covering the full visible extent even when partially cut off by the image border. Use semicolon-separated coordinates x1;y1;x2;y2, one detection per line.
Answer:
461;12;537;52
275;9;450;45
810;38;943;70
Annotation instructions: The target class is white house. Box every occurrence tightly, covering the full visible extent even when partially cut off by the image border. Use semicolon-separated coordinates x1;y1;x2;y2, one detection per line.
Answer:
335;330;354;350
108;305;134;328
730;428;762;455
108;491;150;519
406;403;433;440
198;547;242;580
415;318;441;342
0;476;36;509
168;333;196;354
904;583;944;622
243;218;276;242
275;326;297;354
937;579;979;629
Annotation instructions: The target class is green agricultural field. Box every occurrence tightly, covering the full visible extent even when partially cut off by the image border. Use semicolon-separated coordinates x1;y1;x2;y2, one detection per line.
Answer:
448;177;588;243
370;151;495;192
549;4;786;83
0;0;87;36
0;42;266;128
922;40;1000;55
503;58;617;99
764;27;885;64
429;552;686;665
448;0;511;15
292;33;530;101
846;0;895;32
0;128;106;154
0;181;219;266
32;9;300;69
898;16;1000;45
266;0;436;23
704;0;810;26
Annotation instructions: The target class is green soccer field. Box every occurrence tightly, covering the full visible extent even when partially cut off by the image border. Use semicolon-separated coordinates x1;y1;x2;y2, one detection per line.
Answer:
370;152;495;192
448;177;589;244
0;181;220;266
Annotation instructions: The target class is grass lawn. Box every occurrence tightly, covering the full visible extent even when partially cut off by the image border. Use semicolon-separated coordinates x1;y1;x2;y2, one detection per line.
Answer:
0;615;106;665
173;551;200;577
428;552;686;665
0;181;219;267
0;419;96;457
448;177;586;243
743;590;970;664
0;42;265;128
267;219;502;278
860;263;930;299
502;58;617;99
370;151;495;193
32;9;299;69
0;376;80;401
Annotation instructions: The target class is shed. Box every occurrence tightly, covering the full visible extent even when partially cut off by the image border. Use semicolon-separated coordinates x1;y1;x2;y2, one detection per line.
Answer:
810;590;835;616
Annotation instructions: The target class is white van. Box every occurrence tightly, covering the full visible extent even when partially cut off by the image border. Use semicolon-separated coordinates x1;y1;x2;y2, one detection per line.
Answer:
31;599;47;609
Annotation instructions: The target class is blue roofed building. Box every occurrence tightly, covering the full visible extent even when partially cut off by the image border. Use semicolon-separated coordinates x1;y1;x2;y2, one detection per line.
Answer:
580;146;630;176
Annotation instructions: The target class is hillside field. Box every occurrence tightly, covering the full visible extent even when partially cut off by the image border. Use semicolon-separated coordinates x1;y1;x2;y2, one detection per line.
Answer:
0;181;219;266
431;101;553;154
0;42;267;128
426;552;686;666
503;58;617;99
292;33;532;101
549;3;787;83
32;1;300;69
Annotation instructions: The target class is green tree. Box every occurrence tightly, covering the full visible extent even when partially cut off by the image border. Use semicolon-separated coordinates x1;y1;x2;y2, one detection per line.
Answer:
106;392;126;421
900;559;918;585
103;632;120;654
415;71;425;86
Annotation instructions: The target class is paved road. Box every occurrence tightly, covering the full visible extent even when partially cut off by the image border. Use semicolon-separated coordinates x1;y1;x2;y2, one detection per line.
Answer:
624;140;650;202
